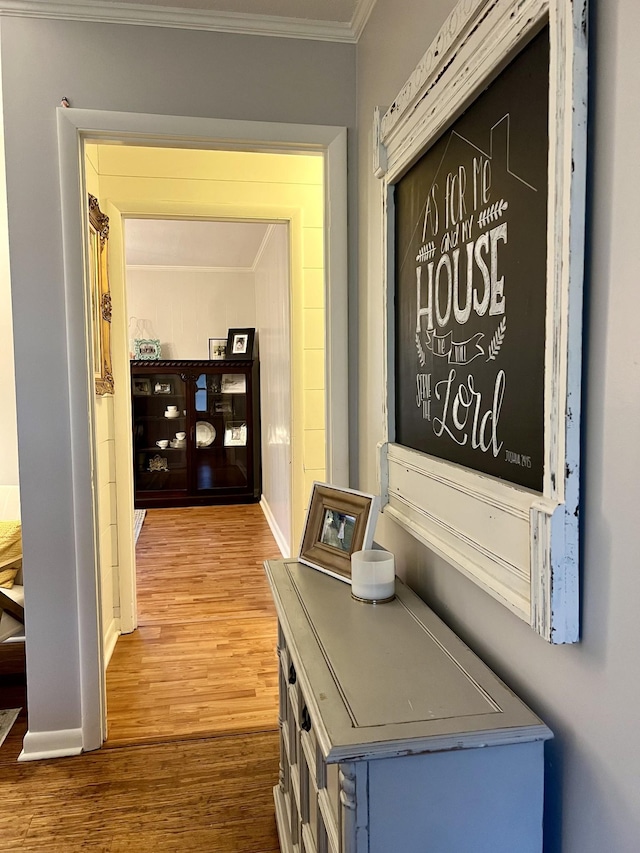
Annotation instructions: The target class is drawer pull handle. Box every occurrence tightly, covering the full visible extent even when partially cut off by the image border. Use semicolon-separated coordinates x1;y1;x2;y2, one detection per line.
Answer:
288;662;297;685
301;706;312;732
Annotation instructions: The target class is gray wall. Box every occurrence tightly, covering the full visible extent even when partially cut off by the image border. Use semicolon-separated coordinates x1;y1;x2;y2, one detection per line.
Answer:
356;1;640;851
0;14;355;740
4;2;639;847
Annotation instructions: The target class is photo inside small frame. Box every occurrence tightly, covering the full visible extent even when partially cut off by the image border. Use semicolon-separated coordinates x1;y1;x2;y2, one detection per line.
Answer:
133;379;150;395
209;338;227;360
299;484;376;581
319;509;357;553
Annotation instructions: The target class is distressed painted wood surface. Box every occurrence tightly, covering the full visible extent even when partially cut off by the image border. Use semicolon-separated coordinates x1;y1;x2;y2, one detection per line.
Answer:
267;558;552;852
375;0;588;643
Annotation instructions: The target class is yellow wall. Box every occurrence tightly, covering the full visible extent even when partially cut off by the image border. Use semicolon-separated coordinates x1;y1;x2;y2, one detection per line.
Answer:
92;144;325;549
85;144;120;661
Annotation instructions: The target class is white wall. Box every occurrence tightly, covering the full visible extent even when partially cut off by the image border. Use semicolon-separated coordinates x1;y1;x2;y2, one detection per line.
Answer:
254;224;292;554
126;266;256;360
357;2;640;851
0;13;355;753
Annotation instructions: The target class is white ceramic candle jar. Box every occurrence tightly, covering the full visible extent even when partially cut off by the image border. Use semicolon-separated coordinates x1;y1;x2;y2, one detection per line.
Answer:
351;549;395;604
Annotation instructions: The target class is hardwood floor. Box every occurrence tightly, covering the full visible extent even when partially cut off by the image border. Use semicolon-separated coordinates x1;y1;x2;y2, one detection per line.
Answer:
106;505;282;746
0;504;284;852
0;729;281;852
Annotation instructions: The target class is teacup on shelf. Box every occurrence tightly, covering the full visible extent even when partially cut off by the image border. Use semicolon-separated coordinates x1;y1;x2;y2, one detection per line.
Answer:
156;440;169;450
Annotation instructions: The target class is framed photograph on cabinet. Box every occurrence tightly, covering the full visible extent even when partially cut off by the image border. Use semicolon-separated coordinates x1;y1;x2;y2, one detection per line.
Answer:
223;422;247;447
208;338;227;360
299;483;379;583
134;339;161;360
226;327;255;360
220;374;246;395
132;378;151;396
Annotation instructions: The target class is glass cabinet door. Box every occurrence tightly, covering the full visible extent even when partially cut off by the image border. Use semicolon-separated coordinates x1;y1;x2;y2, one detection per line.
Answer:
132;372;188;494
192;371;250;493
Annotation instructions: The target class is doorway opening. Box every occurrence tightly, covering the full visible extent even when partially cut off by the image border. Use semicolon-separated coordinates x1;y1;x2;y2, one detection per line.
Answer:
86;138;326;659
53;110;348;749
124;216;292;543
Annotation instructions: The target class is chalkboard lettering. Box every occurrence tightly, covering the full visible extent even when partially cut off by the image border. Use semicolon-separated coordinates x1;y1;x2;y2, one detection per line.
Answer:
394;29;549;491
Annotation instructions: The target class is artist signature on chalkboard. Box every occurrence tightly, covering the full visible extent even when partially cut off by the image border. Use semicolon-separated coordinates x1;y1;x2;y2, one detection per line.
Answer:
505;450;532;468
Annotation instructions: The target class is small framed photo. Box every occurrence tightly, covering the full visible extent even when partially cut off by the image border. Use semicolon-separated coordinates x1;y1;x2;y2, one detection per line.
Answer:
220;373;246;394
224;422;247;447
208;338;227;360
226;327;255;360
207;374;222;394
299;483;379;583
134;339;161;360
132;378;151;396
154;382;171;395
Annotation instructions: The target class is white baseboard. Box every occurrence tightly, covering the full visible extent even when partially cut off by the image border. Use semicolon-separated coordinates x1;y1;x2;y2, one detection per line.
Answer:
103;619;121;668
18;727;83;761
260;496;290;558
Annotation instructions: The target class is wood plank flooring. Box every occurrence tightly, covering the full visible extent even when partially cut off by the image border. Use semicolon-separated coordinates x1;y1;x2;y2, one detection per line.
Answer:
0;729;281;852
106;504;282;746
0;504;284;852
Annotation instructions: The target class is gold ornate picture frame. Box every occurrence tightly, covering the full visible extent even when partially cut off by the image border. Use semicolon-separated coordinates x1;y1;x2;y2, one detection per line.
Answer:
88;194;114;395
299;483;379;583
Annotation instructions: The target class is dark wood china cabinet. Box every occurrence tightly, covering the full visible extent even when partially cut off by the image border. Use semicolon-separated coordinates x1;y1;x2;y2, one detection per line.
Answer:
131;359;260;508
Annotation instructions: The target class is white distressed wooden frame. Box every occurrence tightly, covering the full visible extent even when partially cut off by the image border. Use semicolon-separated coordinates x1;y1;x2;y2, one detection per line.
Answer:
374;0;587;643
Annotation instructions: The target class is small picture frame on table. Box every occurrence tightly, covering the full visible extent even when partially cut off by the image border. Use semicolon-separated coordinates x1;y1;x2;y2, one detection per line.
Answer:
226;328;255;360
299;483;379;583
208;338;227;360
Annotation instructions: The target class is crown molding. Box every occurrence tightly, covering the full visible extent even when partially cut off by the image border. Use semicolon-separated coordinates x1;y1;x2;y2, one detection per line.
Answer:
0;0;375;43
350;0;376;40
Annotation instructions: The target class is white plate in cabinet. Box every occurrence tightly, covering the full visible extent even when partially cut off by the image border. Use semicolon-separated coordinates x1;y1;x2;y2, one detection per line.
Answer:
265;559;552;853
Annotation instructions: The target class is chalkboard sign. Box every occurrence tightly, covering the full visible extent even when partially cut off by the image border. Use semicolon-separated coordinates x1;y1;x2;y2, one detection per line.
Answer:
394;28;549;491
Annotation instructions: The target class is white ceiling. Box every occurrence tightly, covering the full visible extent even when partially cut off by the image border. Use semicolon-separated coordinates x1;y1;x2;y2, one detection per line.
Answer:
125;218;272;269
2;0;376;41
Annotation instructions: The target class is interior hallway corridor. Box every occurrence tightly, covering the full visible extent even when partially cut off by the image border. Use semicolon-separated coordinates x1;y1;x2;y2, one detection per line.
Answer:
0;503;283;852
106;504;282;745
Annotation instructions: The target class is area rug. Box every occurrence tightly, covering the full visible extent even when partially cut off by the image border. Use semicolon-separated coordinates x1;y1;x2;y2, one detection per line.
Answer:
0;708;20;748
134;509;146;545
